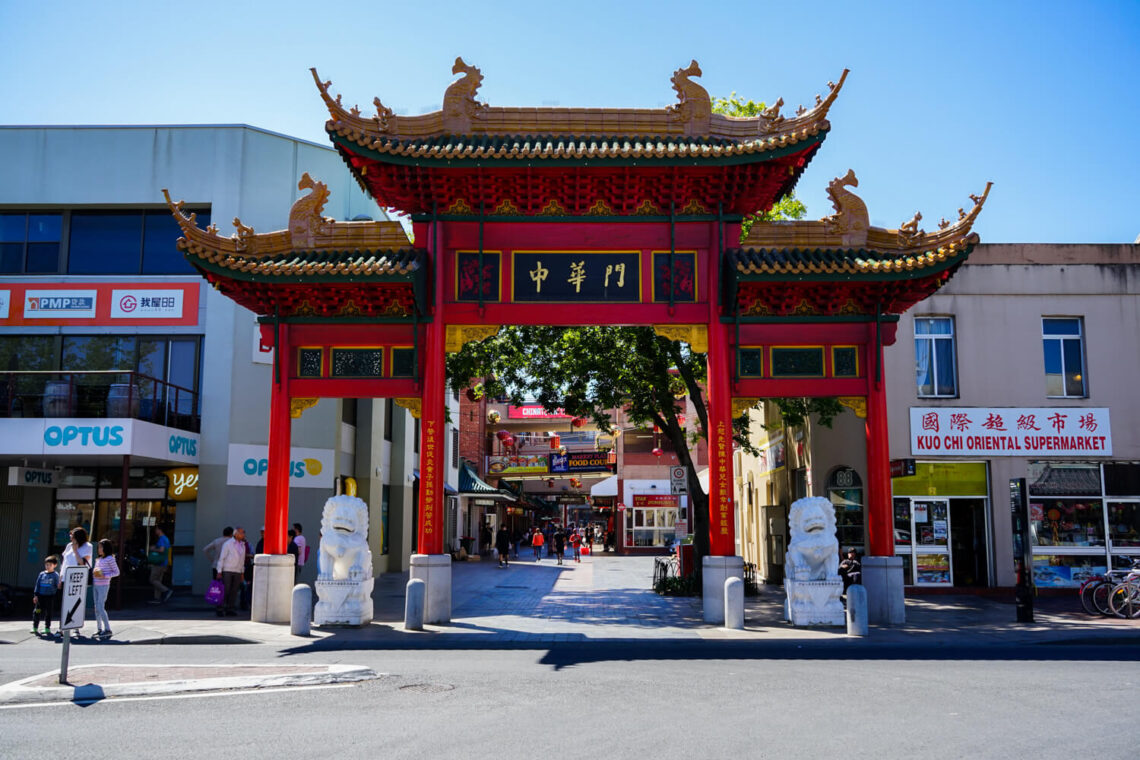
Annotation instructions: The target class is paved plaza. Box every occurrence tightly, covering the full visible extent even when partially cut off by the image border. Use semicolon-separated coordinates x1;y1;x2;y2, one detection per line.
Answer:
2;553;1135;650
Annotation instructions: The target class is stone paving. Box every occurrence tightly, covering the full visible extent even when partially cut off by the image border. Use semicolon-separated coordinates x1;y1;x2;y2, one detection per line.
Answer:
0;552;1136;648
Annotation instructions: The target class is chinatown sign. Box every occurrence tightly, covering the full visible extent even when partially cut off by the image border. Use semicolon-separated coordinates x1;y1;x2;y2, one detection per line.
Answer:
506;404;572;420
910;408;1112;457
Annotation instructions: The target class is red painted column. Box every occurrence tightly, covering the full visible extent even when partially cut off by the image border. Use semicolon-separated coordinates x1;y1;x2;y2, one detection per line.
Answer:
265;322;291;555
706;320;736;556
865;334;895;557
706;229;735;555
416;222;445;555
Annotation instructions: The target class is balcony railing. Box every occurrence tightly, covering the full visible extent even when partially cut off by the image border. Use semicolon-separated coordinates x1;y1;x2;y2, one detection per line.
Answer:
0;370;200;433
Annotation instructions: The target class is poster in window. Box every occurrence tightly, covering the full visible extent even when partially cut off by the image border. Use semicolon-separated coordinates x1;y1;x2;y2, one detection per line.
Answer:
933;520;948;541
913;503;929;523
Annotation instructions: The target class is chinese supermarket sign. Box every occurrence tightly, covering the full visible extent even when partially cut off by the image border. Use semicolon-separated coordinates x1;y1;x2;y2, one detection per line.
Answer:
910;408;1112;457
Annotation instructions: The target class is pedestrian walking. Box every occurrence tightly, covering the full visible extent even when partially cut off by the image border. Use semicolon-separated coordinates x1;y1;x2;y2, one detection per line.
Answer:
531;527;545;561
215;526;247;617
292;522;307;581
202;526;233;578
495;524;511;568
31;556;60;636
148;526;173;604
570;530;582;562
91;539;120;638
553;526;566;566
511;528;522;560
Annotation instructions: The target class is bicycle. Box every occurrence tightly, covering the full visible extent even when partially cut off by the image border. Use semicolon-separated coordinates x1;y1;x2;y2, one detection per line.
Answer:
1107;566;1140;619
1079;557;1140;617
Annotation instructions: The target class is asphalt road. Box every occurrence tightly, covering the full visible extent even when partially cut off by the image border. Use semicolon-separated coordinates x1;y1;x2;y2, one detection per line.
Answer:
1;639;1136;759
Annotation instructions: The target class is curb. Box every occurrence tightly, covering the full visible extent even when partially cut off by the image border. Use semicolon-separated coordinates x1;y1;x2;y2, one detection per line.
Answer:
0;664;378;706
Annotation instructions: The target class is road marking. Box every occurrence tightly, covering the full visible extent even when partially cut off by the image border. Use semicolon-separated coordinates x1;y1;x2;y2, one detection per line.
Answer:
0;683;354;710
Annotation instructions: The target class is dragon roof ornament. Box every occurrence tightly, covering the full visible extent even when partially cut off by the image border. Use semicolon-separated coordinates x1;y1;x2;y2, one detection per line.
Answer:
737;174;993;275
311;61;849;151
162;176;418;277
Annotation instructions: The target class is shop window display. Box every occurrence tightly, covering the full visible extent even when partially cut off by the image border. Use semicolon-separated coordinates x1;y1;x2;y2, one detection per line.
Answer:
1106;502;1140;547
1029;499;1104;547
1032;554;1106;589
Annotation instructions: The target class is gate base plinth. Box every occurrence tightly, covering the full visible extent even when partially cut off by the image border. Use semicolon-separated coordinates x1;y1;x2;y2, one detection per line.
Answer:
862;556;906;625
410;553;452;624
702;555;744;624
252;554;295;624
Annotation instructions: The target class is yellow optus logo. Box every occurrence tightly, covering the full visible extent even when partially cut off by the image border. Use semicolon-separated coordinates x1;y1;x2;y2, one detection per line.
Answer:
303;458;323;475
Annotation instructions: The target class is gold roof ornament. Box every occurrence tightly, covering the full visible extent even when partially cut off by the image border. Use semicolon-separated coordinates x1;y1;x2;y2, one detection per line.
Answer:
736;177;993;276
311;62;850;158
162;178;418;277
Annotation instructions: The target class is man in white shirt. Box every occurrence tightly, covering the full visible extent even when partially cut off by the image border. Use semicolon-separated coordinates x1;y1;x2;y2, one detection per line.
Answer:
214;526;246;618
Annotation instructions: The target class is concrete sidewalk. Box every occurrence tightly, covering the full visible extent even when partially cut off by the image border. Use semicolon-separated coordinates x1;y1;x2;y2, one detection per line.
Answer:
1;554;1136;649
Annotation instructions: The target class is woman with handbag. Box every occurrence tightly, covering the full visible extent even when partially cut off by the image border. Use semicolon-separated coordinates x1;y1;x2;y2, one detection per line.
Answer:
91;539;120;638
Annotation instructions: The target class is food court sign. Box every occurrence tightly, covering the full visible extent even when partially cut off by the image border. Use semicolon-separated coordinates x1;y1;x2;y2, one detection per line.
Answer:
910;408;1111;457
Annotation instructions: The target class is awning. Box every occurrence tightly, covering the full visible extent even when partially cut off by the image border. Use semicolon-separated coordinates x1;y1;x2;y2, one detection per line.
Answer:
590;475;618;497
459;461;515;501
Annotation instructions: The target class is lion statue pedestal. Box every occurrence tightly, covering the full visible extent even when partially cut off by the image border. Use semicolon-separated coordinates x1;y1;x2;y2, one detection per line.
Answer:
784;496;845;627
314;494;374;627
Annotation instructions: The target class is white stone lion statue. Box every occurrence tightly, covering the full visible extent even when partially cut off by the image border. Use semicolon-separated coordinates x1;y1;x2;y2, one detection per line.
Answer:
314;494;373;626
784;496;844;626
786;496;839;581
318;494;371;581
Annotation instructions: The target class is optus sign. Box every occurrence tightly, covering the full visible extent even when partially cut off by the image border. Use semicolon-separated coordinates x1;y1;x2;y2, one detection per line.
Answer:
226;443;334;489
44;424;125;448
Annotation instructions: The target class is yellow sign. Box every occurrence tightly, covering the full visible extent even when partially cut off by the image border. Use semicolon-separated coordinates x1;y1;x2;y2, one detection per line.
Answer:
165;467;199;501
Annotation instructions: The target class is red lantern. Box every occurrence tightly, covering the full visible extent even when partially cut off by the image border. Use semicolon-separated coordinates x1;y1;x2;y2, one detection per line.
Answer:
550;434;561;450
572;417;586;429
496;429;510;441
652;447;664;457
677;415;686;426
502;435;516;449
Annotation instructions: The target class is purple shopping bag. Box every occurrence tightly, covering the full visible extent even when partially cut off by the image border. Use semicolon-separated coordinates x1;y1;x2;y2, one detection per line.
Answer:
205;579;224;606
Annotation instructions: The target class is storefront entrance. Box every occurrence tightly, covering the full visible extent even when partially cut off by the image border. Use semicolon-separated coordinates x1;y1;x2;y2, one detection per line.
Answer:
52;495;174;588
892;496;990;587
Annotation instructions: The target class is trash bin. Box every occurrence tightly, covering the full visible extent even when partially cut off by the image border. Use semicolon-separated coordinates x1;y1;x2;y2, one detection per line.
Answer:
677;544;695;577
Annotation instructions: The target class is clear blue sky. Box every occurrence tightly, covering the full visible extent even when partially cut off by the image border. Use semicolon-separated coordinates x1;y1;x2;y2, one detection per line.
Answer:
3;0;1138;243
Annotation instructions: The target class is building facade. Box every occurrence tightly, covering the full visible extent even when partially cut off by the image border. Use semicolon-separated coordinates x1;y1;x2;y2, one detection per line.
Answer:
736;243;1140;589
0;125;458;595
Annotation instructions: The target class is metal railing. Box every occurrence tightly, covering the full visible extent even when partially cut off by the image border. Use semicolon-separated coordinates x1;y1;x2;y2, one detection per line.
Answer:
0;370;200;433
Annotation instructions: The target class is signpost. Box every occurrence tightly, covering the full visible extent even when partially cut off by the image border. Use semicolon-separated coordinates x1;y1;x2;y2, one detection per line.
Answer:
58;565;88;683
670;465;687;494
1009;478;1034;623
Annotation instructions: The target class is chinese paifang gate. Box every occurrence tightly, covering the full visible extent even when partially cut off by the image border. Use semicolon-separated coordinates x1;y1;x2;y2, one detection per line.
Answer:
165;58;990;624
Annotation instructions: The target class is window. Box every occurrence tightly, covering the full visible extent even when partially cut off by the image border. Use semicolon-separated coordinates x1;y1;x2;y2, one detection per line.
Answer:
1043;317;1086;397
0;207;206;275
914;316;957;397
451;428;460;468
0;213;62;273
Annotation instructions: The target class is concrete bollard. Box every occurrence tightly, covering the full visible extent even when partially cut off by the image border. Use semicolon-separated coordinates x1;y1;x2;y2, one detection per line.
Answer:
290;584;312;637
846;584;869;637
724;576;744;630
405;578;426;631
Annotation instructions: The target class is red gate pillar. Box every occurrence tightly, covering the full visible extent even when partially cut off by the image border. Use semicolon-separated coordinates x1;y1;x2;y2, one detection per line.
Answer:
252;320;295;624
265;323;292;555
702;251;743;625
410;219;451;624
706;320;736;556
865;340;894;557
863;327;905;624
